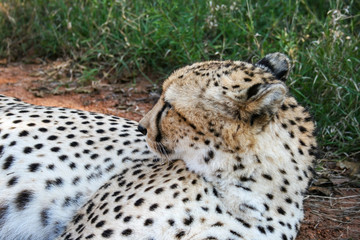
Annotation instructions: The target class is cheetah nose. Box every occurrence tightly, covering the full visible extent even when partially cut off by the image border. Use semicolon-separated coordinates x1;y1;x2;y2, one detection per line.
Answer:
137;124;147;135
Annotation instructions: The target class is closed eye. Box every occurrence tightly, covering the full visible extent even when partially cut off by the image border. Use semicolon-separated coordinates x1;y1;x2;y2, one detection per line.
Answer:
164;101;172;109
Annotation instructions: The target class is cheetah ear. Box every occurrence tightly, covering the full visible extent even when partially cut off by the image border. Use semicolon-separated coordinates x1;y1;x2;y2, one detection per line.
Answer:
255;53;291;81
245;83;286;122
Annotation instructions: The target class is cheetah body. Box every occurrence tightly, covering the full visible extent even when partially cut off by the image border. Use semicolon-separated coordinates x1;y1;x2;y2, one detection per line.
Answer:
59;53;317;240
0;95;154;240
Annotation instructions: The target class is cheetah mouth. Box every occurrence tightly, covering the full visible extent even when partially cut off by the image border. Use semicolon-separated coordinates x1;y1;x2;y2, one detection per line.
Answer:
145;137;174;158
154;141;173;156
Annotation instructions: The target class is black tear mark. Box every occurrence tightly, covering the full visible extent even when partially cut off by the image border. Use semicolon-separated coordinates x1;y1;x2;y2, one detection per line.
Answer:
155;101;172;142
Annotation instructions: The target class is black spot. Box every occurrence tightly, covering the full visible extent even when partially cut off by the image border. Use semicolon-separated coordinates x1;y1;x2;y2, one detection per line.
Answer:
105;145;114;151
67;134;75;139
155;188;164;194
15;190;33;210
100;137;110;142
210;221;223;227
215;205;222;214
298;148;304;155
57;126;66;131
70;141;79;147
280;186;287;192
48;164;55;170
175;230;186;239
69;162;76;169
34;144;43;149
266;193;274;200
267;225;274;232
45;178;64;189
183;216;194;225
236;218;251;228
28;163;41;172
281;104;289;111
257;226;266;234
123;216;132;222
208;150;214;159
264;203;270;211
85;234;95;239
3;155;15;170
277;207;286;215
134;198;145;207
58;155;68;161
23;147;32;154
168;219;175;226
38;128;48;132
262;174;273;180
144;218;154;226
212;188;219;197
121;228;132;236
7;176;18;186
19;130;29;137
100;229;113;238
47;135;58;141
72;213;84;225
182;198;189;203
282;234;288;240
96;220;106;228
51;147;60;152
299;126;307;133
230;230;243;237
149;203;158;211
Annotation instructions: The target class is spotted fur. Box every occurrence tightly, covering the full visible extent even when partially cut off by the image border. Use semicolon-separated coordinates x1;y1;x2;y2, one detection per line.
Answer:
59;53;317;240
0;95;155;240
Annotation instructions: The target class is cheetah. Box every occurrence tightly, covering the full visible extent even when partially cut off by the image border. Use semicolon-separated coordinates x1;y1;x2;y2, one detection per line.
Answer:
59;53;317;240
0;95;155;240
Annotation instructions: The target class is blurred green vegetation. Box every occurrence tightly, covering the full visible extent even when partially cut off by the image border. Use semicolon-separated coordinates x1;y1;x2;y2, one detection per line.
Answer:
0;0;359;159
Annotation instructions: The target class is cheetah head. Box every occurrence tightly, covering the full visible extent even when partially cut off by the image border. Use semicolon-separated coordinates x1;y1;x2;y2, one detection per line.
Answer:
139;52;316;221
139;53;308;176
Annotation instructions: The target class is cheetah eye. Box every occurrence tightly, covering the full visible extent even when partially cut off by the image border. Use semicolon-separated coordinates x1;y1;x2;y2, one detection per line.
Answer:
164;101;172;109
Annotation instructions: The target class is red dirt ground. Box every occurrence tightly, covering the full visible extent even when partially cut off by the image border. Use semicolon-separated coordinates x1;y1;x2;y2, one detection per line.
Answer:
0;63;359;240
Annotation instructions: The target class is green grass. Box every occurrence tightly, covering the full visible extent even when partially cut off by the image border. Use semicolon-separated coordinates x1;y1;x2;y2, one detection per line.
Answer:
0;0;359;159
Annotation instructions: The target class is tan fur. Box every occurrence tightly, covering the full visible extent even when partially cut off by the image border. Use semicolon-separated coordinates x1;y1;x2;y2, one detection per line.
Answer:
59;53;317;240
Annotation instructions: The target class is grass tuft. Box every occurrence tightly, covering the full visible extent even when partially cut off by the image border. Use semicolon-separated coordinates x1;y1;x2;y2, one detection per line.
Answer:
0;0;359;159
